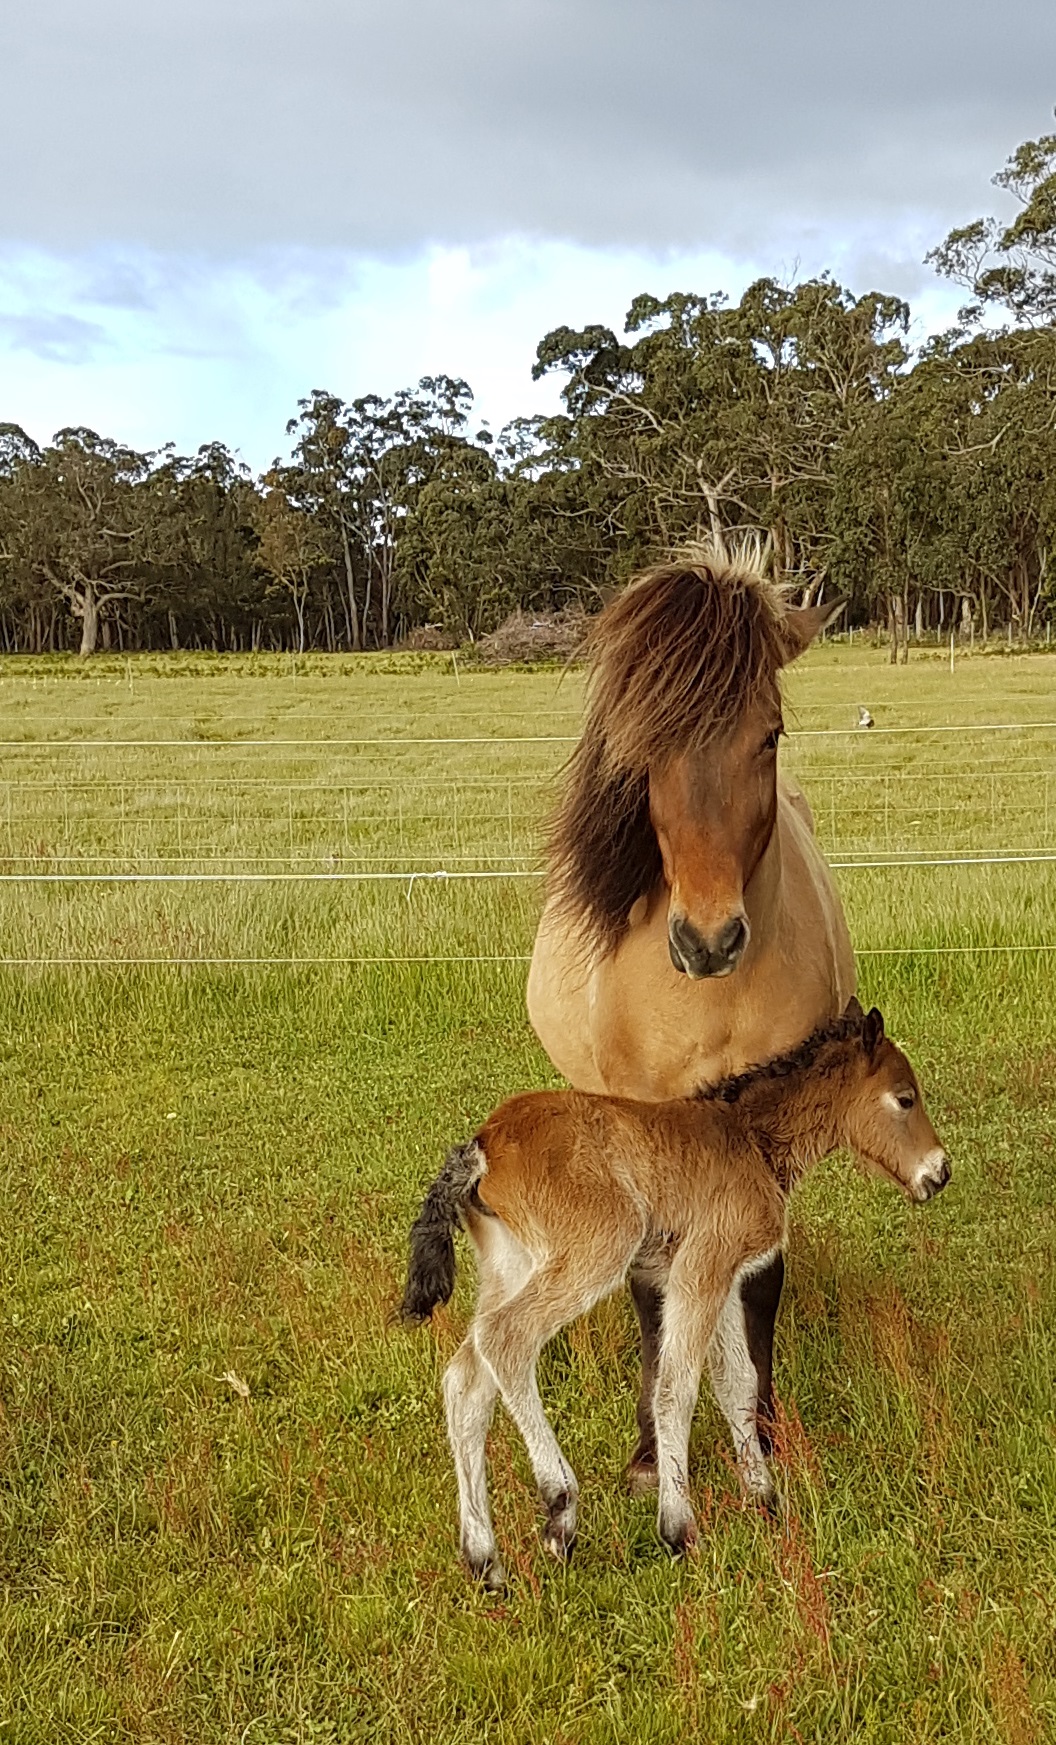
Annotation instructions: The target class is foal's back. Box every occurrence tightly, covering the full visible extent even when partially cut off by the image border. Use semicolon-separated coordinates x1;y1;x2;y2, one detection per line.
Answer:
475;1088;782;1252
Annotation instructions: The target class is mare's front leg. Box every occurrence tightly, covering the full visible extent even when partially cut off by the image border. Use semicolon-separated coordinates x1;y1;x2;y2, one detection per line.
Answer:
740;1249;784;1460
626;1268;664;1492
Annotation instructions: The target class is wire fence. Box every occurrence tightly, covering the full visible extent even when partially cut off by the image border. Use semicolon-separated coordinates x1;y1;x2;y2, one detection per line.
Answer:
2;774;1053;869
3;717;1055;968
2;851;1056;883
3;945;1055;968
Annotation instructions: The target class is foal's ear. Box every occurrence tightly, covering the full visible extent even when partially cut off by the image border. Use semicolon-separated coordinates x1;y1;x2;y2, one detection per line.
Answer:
843;994;864;1022
782;597;848;662
862;1007;885;1059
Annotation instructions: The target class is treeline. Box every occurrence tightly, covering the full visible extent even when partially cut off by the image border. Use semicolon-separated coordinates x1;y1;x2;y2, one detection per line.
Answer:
2;124;1056;657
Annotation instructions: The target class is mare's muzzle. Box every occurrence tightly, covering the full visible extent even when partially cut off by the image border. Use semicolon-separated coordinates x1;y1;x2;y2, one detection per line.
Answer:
668;913;749;979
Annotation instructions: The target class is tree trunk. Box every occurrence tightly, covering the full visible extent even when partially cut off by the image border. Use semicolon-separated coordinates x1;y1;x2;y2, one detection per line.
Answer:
79;584;100;656
340;518;361;651
889;592;910;665
363;555;373;648
380;551;392;647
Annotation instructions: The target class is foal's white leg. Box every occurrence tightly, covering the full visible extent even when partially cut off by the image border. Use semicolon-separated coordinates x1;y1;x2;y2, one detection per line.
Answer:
706;1251;781;1508
653;1270;728;1556
443;1336;504;1589
442;1215;535;1588
474;1306;580;1561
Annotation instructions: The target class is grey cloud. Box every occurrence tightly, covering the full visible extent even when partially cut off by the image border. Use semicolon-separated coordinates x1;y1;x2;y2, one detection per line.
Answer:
78;259;160;311
1;0;1053;264
0;312;110;363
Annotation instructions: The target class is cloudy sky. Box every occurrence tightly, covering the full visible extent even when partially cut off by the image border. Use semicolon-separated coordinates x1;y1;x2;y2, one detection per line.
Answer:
1;0;1053;468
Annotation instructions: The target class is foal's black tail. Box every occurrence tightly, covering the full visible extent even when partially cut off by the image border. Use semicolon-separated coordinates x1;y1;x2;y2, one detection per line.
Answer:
400;1138;486;1324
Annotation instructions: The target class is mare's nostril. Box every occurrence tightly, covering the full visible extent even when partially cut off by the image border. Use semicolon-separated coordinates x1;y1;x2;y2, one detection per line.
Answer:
718;916;748;962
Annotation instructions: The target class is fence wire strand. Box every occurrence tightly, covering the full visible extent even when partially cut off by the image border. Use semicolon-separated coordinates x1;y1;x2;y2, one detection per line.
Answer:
3;719;1056;750
2;852;1056;883
3;944;1055;967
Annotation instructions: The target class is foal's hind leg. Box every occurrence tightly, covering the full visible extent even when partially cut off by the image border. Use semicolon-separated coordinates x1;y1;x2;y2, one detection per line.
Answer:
443;1336;504;1589
474;1247;633;1562
473;1281;584;1562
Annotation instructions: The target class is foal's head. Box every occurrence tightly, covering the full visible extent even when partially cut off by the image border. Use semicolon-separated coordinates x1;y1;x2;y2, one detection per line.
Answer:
550;543;845;973
841;1006;950;1203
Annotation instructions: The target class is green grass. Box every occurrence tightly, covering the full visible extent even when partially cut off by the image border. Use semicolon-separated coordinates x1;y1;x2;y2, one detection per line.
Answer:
0;647;1055;1742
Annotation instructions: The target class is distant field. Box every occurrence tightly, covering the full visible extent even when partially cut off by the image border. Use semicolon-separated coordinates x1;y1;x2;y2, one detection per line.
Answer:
1;647;1055;1742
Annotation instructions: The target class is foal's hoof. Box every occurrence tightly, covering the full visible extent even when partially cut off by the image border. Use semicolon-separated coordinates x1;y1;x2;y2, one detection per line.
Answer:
465;1553;507;1593
659;1517;698;1560
543;1525;577;1563
625;1454;660;1496
543;1492;577;1563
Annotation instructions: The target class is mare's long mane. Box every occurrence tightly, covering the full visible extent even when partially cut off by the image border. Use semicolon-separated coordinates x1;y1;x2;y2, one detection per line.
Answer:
548;542;789;955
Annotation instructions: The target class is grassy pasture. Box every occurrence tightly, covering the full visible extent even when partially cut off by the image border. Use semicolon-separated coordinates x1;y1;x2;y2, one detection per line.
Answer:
1;646;1055;1742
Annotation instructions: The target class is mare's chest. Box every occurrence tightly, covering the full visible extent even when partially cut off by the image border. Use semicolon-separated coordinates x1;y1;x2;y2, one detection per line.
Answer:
588;905;840;1100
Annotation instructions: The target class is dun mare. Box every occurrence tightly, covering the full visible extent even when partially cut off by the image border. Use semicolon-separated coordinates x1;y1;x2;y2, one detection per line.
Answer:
526;543;855;1487
403;1004;949;1589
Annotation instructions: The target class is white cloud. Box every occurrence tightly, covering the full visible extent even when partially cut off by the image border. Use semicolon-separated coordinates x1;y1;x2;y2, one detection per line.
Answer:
0;233;968;467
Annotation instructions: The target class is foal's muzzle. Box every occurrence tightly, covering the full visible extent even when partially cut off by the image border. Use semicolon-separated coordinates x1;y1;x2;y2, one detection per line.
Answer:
914;1152;951;1203
668;913;749;979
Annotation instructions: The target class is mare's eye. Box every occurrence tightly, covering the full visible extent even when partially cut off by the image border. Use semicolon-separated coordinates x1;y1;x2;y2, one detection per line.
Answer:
896;1092;916;1111
761;728;781;754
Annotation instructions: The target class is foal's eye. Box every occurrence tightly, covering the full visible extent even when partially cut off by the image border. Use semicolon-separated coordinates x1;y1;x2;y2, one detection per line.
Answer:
896;1092;916;1111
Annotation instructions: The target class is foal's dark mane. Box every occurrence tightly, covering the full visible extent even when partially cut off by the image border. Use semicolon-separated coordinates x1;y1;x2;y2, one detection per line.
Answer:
548;542;790;956
696;1011;866;1105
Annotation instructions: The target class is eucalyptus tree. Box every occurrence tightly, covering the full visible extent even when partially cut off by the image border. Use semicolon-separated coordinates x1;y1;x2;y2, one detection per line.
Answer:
254;468;330;654
148;442;262;649
927;121;1056;325
286;376;477;647
532;278;909;588
0;427;155;654
394;411;607;638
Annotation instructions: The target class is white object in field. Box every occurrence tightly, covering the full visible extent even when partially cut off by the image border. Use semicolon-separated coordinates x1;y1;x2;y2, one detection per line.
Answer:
856;705;874;729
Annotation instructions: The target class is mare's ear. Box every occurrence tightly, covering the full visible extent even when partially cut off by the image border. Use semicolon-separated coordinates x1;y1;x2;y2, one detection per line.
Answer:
843;994;864;1021
782;597;848;662
862;1007;885;1060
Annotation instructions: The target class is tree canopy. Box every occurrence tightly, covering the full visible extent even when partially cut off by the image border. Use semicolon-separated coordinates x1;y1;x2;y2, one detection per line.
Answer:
3;119;1056;655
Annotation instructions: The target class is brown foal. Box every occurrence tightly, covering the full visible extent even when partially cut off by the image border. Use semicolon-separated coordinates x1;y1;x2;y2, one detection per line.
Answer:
402;1004;948;1590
